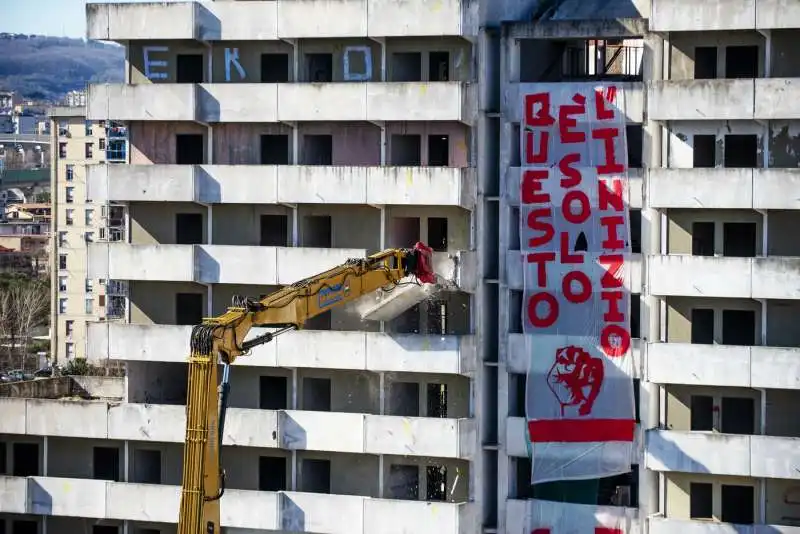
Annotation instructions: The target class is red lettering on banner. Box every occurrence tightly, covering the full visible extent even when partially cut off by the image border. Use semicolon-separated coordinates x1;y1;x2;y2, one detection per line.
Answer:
599;178;624;212
525;92;555;127
522;170;550;205
595;86;617;121
563;271;592;304
559;153;582;188
591;127;625;175
601;323;631;358
558;93;587;143
562;190;591;224
599;255;624;289
559;233;583;264
601;291;625;323
527;252;556;287
601;216;626;250
528;292;559;328
527;208;554;248
525;130;549;165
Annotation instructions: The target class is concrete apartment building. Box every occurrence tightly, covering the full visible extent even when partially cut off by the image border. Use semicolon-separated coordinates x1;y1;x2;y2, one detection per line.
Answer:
5;0;800;533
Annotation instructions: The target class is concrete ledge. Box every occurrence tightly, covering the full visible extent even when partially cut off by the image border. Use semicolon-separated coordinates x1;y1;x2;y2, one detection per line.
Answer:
650;517;800;534
0;376;124;401
504;18;647;39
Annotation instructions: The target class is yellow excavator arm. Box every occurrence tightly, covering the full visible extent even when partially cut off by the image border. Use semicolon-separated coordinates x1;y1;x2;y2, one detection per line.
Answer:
176;242;436;534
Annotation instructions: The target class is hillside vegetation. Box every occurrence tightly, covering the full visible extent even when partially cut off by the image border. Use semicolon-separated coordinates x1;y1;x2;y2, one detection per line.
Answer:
0;33;124;102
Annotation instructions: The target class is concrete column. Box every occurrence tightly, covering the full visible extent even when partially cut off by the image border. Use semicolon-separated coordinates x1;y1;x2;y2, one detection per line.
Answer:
291;207;299;247
378;455;385;498
507;38;520;84
380;124;387;165
292;126;300;165
42;516;48;534
207;204;213;245
42;436;48;476
380;39;387;81
123;440;130;482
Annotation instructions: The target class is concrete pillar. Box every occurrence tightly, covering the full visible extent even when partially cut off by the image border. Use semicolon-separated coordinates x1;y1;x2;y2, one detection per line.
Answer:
42;436;48;476
291;207;299;247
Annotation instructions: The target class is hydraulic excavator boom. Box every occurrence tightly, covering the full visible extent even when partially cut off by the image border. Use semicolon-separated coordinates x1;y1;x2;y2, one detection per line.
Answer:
176;242;436;534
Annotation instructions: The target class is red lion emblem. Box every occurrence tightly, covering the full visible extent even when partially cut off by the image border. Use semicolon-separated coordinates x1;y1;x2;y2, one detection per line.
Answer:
546;345;605;417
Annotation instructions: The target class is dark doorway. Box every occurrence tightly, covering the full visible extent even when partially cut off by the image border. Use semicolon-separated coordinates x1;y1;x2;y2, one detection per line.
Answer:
427;217;448;251
259;375;288;410
259;456;287;491
694;47;718;79
693;135;716;168
303;377;331;411
261;53;290;83
260;135;290;165
725;46;758;79
391;52;422;82
175;293;204;325
301;459;331;493
429;52;450;81
303;215;332;248
307;54;333;82
176;54;204;83
691;308;714;344
260;214;289;246
176;213;203;245
175;134;204;165
12;442;38;476
724;134;758;168
723;222;757;257
303;135;333;165
391;135;422;166
428;135;449;166
93;446;120;482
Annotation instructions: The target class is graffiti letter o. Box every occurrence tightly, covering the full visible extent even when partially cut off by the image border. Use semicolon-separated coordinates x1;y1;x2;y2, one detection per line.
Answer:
562;271;591;304
601;324;631;358
527;292;558;328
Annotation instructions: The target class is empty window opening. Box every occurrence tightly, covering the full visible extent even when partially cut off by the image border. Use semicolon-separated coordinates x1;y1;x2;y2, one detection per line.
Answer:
175;134;204;165
691;308;714;344
633;379;641;423
511;373;526;418
694;47;718;79
176;54;204;83
93;446;120;482
303;135;333;166
428;135;449;166
630;295;640;338
426;299;447;335
693;134;716;168
175;293;204;326
302;215;332;248
133;449;161;484
426;383;448;418
511;123;521;167
629;209;641;253
391;52;422;82
724;134;758;168
389;303;421;334
692;222;715;256
391;135;422;166
689;482;713;520
389;464;419;499
92;527;119;534
59;143;67;158
429;51;450;81
509;290;523;333
303;377;331;412
721;397;755;435
301;459;331;494
12;442;38;476
626;125;643;168
722;309;755;346
690;395;714;431
723;222;757;257
428;217;448;252
0;442;6;474
510;207;521;251
260;375;288;410
259;456;287;491
12;522;38;534
85;143;94;159
515;457;532;498
306;53;333;82
722;484;754;524
260;135;290;165
389;381;420;416
261;53;290;83
725;46;758;79
426;465;447;501
175;213;203;245
391;217;421;248
260;214;289;247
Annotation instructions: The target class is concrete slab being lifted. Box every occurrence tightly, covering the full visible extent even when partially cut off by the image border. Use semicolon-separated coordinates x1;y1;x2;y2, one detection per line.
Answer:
353;253;462;322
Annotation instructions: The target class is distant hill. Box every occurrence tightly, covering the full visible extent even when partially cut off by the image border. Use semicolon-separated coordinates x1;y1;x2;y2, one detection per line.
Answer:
0;33;124;102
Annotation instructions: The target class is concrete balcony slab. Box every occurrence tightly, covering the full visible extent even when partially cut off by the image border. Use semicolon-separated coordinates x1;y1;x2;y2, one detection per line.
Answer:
0;475;472;532
648;342;800;390
87;0;471;41
645;430;800;480
648;255;800;300
650;0;800;31
504;167;643;210
505;252;642;293
647;79;755;121
649;517;800;534
506;499;640;534
86;323;478;375
88;82;475;124
87;164;477;209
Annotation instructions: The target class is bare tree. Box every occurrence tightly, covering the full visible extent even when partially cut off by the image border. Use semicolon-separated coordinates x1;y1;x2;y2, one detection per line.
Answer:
10;279;49;367
0;289;13;366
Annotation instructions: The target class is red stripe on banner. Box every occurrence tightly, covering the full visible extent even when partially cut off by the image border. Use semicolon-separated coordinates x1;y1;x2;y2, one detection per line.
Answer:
528;419;635;443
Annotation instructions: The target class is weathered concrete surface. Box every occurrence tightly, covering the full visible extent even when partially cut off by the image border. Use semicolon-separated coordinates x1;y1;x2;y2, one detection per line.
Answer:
0;376;124;400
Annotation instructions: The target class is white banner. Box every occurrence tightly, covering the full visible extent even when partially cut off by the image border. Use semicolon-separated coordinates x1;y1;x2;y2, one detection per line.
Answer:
508;499;638;534
520;83;636;484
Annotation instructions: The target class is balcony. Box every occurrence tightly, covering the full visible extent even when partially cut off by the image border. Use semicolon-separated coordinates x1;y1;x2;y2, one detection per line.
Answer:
505;416;643;462
650;0;800;31
645;430;800;480
648;78;800;121
0;475;473;532
1;398;475;459
648;255;800;300
86;323;477;375
506;252;642;292
647;342;800;390
506;334;641;378
649;168;800;210
504;82;644;124
87;82;475;124
86;164;477;209
86;0;471;41
506;499;640;534
505;167;643;210
649;517;800;534
87;243;365;285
